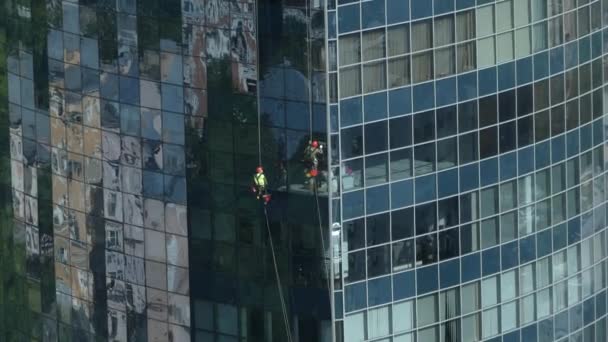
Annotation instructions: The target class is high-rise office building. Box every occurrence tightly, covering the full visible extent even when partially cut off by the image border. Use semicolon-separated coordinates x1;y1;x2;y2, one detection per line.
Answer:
1;0;607;341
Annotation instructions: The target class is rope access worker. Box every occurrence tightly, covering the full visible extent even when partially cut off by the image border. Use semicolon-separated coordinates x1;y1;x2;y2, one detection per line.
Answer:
252;166;271;204
304;140;323;177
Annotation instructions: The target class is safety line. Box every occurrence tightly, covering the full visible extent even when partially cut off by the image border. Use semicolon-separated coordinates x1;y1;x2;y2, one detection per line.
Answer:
314;185;332;294
264;206;294;342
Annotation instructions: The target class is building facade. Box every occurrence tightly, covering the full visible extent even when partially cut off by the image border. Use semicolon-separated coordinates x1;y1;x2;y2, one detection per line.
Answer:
0;0;607;342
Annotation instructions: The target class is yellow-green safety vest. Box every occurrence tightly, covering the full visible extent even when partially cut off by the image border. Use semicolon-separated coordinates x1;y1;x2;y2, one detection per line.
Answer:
254;173;267;187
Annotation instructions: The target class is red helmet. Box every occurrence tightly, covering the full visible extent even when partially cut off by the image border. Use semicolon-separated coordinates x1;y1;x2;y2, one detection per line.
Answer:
311;140;319;148
256;166;263;173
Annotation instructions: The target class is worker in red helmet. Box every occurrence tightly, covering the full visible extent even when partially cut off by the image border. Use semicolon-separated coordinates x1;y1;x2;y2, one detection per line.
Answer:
304;140;323;177
252;166;271;203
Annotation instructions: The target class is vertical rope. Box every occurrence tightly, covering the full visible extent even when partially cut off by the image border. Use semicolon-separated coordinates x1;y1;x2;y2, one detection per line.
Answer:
314;187;332;293
264;207;294;342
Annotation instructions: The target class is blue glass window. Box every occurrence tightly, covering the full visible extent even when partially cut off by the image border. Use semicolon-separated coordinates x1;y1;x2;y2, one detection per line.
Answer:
361;0;385;29
393;271;415;300
498;62;515;91
439;259;460;288
501;241;518;270
366;185;389;214
438;169;458;197
518;147;534;175
413;83;435;112
434;0;454;14
460;164;479;192
534;52;549;80
340;97;362;126
343;190;364;219
391;179;414;209
516;57;533;85
338;4;360;33
458;72;477;101
411;0;432;19
478;67;497;96
415;174;436;203
435;77;457;106
482;247;500;276
461;252;480;282
480;158;498;187
416;265;438;294
341;125;363;159
389;87;411;116
499;152;517;181
344;283;367;312
387;0;409;24
565;41;578;69
368;276;392;306
364;92;387;122
550;47;564;75
519;235;536;264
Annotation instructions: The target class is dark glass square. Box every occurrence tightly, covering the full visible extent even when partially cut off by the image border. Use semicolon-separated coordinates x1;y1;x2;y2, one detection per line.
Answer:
439;259;460;288
416;265;438;294
437;137;457;168
479;95;497;127
393;239;415;271
460;252;480;282
517;116;534;147
414;111;436;143
387;0;410;24
364;121;388;153
416;234;437;266
390;116;412;149
366;213;389;246
392;207;414;240
362;0;386;28
341;125;363;159
416;202;437;235
367;245;390;277
498;90;516;122
550;74;565;105
438;196;459;229
458;100;477;133
499;121;517;153
344;218;365;250
346;251;366;283
519;235;536;264
459;132;478;164
436;105;457;138
439;228;459;260
368;276;392;306
340;97;362;126
414;142;436;175
393;271;415;300
344;283;367;312
482;247;500;276
366;184;390;214
517;84;533;116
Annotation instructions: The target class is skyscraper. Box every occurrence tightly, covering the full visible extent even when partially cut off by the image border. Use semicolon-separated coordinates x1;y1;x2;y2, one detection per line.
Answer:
1;0;607;341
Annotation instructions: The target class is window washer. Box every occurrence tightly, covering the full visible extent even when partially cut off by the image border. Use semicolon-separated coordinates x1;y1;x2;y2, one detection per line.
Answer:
304;140;323;177
252;166;271;204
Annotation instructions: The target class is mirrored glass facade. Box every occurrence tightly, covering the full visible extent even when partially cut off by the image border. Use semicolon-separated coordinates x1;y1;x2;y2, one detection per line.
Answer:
329;0;608;341
1;0;608;341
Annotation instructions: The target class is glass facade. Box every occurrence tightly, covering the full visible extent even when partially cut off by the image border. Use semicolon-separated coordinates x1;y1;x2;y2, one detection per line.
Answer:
329;0;608;341
1;0;608;341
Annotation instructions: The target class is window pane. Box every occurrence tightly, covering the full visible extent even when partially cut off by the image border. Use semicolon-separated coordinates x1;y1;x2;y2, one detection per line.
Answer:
345;311;367;341
477;37;495;67
388;56;411;87
434;15;455;47
477;5;495;37
515;27;531;58
496;32;514;63
393;300;414;333
368;306;390;339
412;20;433;51
417;294;438;326
340;34;361;65
340;66;361;98
496;0;514;32
457;42;476;73
387;24;409;56
363;61;386;92
456;10;476;42
514;0;531;27
435;47;455;77
362;29;386;61
412;52;433;83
